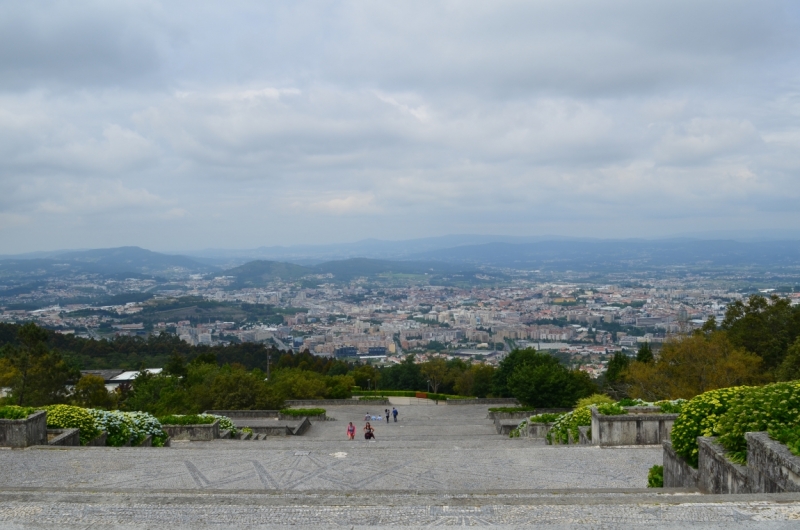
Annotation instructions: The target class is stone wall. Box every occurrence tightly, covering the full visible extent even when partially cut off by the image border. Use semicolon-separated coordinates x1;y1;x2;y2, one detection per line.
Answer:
88;431;108;446
662;433;800;494
0;410;47;448
526;422;554;439
291;417;312;436
591;407;677;446
285;399;361;407
697;437;752;494
48;428;80;446
162;419;220;441
279;413;326;421
488;411;533;421
662;440;699;489
746;432;799;493
446;398;519;405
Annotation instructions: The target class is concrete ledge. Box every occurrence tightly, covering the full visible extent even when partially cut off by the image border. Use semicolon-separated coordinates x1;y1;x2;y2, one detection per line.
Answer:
488;411;534;421
289;417;311;436
662;440;699;489
447;398;519;405
278;413;326;421
162;420;220;441
578;426;591;445
0;410;47;448
204;410;279;419
746;432;799;493
698;437;752;494
136;435;152;447
591;407;677;446
526;422;554;439
47;428;80;446
88;431;108;447
354;398;391;405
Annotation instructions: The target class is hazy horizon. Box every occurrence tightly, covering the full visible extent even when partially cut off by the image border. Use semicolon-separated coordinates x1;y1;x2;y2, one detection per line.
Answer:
2;1;800;254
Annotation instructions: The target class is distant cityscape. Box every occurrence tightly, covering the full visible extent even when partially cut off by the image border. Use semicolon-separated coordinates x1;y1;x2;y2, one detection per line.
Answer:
3;247;798;377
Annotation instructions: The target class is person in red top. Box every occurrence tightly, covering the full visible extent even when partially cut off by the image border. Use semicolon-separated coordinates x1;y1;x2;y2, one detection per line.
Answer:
346;422;356;440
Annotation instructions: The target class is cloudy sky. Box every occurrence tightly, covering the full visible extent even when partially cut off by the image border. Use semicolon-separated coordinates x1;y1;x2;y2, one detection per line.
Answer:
1;0;799;253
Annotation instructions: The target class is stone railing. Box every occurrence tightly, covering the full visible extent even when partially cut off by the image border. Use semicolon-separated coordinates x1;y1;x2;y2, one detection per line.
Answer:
162;419;220;441
663;432;800;494
204;410;280;419
0;410;47;448
447;398;519;405
47;428;80;446
591;407;678;446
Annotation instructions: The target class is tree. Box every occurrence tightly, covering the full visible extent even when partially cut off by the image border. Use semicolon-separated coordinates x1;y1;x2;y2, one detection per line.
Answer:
722;294;800;371
603;352;631;399
636;342;653;364
776;337;800;381
624;331;763;401
0;323;78;406
380;355;426;390
209;367;284;410
507;362;596;408
72;374;116;409
351;364;380;390
454;364;495;398
493;348;545;397
420;358;448;393
164;352;188;378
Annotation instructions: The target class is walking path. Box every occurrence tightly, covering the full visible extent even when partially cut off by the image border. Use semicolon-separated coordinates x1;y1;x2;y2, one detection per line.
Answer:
1;404;798;527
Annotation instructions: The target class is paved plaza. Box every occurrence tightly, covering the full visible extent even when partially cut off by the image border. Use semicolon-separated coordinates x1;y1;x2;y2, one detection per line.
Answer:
1;403;799;527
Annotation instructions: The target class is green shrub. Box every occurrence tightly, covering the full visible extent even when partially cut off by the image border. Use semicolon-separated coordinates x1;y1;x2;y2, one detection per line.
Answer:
717;381;800;464
529;412;563;423
488;407;535;413
769;425;800;457
618;398;648;406
353;390;417;397
0;406;38;420
121;411;167;446
575;394;614;408
45;405;100;445
203;414;237;436
510;419;527;438
647;465;664;488
656;400;685;414
596;403;627;415
547;407;592;445
88;409;131;447
158;414;216;426
280;408;326;417
670;386;753;467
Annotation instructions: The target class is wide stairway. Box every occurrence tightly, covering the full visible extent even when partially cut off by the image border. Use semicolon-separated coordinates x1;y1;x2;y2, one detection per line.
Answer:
1;403;798;527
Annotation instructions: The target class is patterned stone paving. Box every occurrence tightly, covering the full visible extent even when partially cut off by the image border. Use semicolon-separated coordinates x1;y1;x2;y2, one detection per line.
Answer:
1;404;798;527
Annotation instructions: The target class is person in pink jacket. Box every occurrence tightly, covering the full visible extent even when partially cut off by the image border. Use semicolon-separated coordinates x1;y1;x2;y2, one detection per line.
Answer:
346;422;356;440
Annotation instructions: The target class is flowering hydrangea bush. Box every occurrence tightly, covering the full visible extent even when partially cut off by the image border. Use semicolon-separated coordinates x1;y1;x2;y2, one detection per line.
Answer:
200;414;237;436
596;403;627;415
717;381;800;463
769;425;800;457
88;409;131;447
509;419;527;438
670;386;753;467
121;411;168;446
547;407;592;445
45;405;101;445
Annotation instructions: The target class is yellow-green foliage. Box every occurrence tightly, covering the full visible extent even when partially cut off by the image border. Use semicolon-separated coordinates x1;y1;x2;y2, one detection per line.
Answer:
547;407;592;444
45;404;100;445
669;386;752;467
717;381;800;463
575;394;614;408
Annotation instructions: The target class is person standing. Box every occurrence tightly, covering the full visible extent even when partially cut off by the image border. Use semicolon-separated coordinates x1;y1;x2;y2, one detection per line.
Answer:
346;422;356;440
392;407;398;422
364;422;375;440
385;409;390;423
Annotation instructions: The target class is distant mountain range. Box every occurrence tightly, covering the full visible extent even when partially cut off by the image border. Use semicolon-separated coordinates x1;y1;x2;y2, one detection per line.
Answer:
2;236;800;289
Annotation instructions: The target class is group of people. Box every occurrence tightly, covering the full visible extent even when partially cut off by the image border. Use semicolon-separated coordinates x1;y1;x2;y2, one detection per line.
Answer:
347;407;398;440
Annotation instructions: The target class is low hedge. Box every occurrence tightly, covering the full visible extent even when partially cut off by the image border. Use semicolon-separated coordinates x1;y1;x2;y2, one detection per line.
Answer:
647;465;664;488
158;414;217;426
353;391;417;397
280;408;326;417
488;407;535;413
358;396;392;401
769;424;800;457
596;403;627;415
0;406;38;420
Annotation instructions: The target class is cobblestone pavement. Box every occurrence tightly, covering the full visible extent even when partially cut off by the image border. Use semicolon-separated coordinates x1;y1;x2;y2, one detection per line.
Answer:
1;404;799;527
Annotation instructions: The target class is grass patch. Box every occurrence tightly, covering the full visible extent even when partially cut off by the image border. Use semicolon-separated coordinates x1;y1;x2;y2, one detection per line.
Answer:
157;414;216;425
0;406;38;420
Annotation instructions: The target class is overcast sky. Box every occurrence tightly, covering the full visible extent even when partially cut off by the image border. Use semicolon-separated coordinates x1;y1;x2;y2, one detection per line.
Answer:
1;1;799;253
